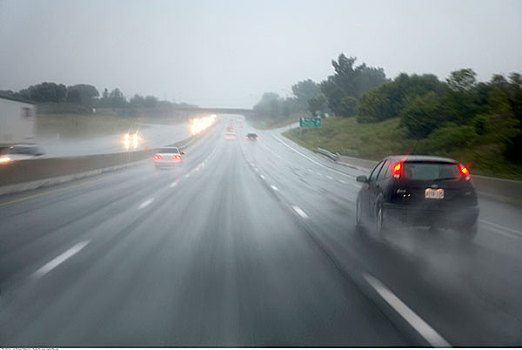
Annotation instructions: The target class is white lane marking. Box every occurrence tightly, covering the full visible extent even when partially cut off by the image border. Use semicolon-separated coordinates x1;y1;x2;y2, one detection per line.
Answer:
138;198;154;209
169;179;180;188
32;240;90;279
480;219;521;237
271;185;279;191
326;175;333;180
254;167;259;172
363;273;450;347
338;179;347;184
260;174;266;180
273;135;353;178
292;206;308;218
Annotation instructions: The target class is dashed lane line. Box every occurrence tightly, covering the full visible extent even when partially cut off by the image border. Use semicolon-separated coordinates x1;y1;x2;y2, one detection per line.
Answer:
292;205;308;218
363;273;451;347
138;198;154;209
32;240;90;279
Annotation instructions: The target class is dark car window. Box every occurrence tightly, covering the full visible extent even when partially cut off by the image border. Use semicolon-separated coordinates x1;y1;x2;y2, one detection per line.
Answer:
369;161;384;182
8;146;39;155
377;160;390;181
159;147;179;153
403;162;460;181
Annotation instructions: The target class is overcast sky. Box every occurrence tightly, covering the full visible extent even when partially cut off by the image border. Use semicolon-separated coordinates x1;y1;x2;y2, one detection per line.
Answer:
0;0;521;108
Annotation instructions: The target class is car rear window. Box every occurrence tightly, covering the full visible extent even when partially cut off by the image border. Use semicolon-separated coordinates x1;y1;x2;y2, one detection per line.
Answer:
159;147;179;153
403;162;460;181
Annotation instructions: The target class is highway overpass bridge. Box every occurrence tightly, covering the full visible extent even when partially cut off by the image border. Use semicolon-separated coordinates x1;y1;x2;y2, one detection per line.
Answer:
171;107;256;117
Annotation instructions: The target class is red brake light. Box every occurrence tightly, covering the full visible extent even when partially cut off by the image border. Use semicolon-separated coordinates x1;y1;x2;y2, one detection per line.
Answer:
173;155;181;160
154;155;162;160
392;162;403;179
459;164;471;180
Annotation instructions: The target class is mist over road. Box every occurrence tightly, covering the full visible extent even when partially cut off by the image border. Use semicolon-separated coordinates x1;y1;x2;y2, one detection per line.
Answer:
37;122;191;158
0;115;521;346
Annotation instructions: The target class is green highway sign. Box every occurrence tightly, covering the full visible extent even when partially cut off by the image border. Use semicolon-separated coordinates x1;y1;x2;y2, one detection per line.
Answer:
299;117;322;128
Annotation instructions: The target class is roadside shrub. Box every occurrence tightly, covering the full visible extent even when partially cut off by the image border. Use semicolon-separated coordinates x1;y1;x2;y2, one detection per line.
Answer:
416;124;478;155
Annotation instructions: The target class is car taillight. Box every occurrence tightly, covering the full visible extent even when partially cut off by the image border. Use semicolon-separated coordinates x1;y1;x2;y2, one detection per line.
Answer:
154;155;162;160
255;137;258;140
173;155;181;160
392;162;403;179
459;164;471;181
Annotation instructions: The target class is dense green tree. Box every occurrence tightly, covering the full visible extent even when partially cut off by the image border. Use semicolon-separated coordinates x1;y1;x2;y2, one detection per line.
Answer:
253;92;281;120
339;96;357;117
108;88;127;108
292;79;321;112
129;94;145;107
66;84;99;105
308;94;327;116
320;54;386;117
144;96;158;108
66;89;82;103
443;69;480;125
292;79;320;102
400;92;444;138
19;82;67;103
447;68;477;92
357;73;445;122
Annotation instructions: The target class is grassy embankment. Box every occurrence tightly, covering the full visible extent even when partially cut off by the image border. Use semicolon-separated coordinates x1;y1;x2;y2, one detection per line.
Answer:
284;117;522;180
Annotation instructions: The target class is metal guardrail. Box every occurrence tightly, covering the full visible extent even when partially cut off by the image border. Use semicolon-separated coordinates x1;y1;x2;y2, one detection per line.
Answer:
317;147;339;161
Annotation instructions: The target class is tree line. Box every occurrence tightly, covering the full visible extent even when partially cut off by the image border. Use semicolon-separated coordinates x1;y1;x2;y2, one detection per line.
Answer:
0;83;195;113
254;53;521;163
253;53;387;122
357;69;522;162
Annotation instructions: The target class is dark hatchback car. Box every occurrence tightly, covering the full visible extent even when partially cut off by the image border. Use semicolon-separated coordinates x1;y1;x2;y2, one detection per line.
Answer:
355;155;479;240
246;133;258;141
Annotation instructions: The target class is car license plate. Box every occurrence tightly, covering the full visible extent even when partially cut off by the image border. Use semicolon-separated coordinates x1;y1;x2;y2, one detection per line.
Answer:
425;188;444;199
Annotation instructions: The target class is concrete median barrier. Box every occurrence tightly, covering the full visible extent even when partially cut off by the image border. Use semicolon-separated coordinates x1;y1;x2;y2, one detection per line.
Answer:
0;135;195;196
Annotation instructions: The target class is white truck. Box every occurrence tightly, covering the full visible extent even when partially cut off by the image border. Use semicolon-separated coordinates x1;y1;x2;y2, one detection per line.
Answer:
0;96;43;161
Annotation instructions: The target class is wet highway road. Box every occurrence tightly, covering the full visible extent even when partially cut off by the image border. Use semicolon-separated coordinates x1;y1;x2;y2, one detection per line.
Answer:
1;116;521;346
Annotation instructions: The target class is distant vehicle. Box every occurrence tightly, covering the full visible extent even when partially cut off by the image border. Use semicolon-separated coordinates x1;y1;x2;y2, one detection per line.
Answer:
123;129;139;150
153;147;184;168
246;133;258;141
224;131;236;140
225;126;234;132
0;144;45;163
0;96;37;148
355;155;479;240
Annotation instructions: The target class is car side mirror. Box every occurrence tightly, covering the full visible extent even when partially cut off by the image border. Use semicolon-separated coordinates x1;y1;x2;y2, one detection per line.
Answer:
181;152;184;155
356;175;368;183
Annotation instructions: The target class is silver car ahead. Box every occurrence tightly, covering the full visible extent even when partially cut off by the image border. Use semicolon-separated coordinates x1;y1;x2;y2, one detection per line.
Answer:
153;147;184;169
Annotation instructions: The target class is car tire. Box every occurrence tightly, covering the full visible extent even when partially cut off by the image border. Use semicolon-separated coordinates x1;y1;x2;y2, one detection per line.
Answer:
355;198;363;229
375;201;385;237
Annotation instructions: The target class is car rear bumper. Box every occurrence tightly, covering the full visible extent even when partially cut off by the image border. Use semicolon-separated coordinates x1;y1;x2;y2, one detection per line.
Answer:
384;203;479;228
154;160;181;167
